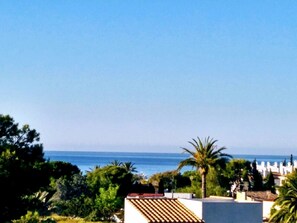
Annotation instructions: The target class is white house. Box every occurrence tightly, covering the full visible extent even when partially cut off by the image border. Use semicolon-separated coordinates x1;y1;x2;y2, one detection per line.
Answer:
179;196;262;223
124;197;204;223
124;196;262;223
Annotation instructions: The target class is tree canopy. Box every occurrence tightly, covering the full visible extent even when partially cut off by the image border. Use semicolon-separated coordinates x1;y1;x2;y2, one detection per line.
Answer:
0;114;47;221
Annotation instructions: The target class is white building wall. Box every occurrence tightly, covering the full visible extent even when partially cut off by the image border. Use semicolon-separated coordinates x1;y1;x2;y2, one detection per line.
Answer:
124;199;148;223
263;201;274;219
178;198;203;218
257;161;295;177
164;192;193;199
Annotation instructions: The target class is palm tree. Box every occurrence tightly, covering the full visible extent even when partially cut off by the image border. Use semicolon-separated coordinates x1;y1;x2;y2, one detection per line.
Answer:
177;136;231;198
122;162;137;173
269;171;297;223
109;160;123;166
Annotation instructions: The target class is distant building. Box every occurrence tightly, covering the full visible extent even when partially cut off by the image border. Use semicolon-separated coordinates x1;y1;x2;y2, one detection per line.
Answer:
257;161;296;178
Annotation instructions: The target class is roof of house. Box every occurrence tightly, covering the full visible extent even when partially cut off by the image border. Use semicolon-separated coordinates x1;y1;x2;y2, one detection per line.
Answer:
246;191;277;201
127;198;204;223
127;193;164;198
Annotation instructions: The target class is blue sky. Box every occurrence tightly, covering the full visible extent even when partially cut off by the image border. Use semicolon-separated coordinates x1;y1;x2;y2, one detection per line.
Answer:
1;1;297;155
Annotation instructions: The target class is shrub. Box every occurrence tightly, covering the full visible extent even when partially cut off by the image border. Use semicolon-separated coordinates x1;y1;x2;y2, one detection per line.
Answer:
12;211;56;223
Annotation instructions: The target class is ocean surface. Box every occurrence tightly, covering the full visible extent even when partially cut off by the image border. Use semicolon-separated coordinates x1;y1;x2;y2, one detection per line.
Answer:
44;151;293;177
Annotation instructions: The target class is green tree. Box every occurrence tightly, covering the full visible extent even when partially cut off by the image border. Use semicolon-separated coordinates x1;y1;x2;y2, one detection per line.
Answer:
270;171;297;222
47;161;80;180
177;137;231;198
251;159;263;191
158;179;165;194
0;115;47;221
109;160;123;166
177;169;229;197
176;171;201;195
290;154;294;171
86;165;133;197
84;165;134;220
95;185;122;220
51;174;87;201
149;170;191;192
122;162;137;174
264;170;276;194
224;159;251;183
224;159;251;194
50;173;93;218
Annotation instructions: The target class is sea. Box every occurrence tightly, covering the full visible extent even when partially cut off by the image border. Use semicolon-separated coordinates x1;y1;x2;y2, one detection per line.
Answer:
44;151;292;177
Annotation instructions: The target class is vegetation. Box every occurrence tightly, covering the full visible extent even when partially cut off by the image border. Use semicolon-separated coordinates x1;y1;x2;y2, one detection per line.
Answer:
250;159;264;191
0;114;136;222
0;115;47;221
13;212;103;223
12;211;55;223
50;214;101;223
264;170;276;194
269;171;297;222
177;137;231;198
2;114;283;222
149;170;191;193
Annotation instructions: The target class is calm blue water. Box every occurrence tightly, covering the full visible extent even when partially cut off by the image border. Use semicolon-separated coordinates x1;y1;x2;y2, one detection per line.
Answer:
44;151;293;177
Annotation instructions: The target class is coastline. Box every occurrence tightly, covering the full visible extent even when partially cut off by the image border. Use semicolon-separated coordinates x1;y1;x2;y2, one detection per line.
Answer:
44;150;294;177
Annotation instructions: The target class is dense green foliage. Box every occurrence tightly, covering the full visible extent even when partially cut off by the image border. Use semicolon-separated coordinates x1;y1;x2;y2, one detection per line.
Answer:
264;170;276;193
251;159;264;191
270;171;297;222
50;163;134;220
0;115;47;221
95;185;122;219
0;115;136;222
149;170;191;192
149;157;275;199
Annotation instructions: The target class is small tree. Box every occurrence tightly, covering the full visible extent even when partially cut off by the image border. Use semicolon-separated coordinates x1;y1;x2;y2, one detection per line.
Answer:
158;179;165;194
95;185;122;220
250;159;263;191
264;171;275;194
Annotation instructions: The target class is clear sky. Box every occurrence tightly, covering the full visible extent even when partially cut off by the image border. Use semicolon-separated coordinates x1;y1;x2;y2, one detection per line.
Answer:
1;1;297;155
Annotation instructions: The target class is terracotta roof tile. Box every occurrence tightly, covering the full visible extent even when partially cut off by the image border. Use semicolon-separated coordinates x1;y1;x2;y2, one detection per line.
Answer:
128;193;164;198
127;198;203;223
246;191;277;201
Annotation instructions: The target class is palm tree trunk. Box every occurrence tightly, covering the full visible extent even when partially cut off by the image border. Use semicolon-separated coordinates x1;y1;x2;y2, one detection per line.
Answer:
202;173;206;198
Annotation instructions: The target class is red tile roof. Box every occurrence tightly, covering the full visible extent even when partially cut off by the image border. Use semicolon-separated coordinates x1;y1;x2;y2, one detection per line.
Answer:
128;193;164;198
246;191;277;201
127;198;203;223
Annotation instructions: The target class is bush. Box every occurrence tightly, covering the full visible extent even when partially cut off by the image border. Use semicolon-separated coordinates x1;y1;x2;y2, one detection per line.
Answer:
12;211;56;223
